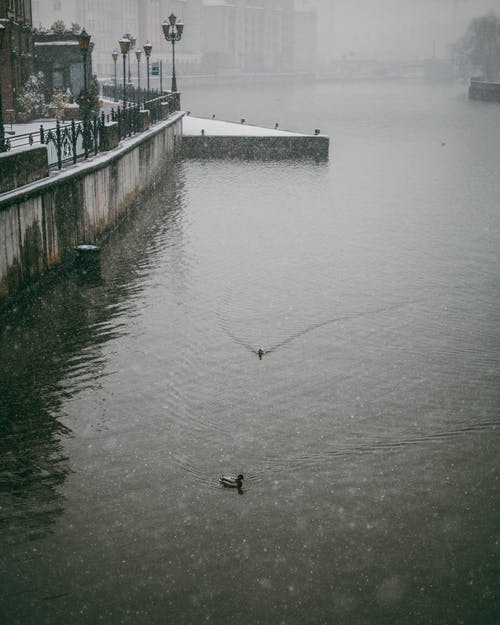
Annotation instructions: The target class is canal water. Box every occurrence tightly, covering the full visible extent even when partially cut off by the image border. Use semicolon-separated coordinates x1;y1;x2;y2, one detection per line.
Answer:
1;81;499;625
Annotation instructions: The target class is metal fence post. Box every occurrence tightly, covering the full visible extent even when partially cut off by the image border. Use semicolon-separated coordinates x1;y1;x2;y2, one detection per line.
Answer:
93;116;99;155
56;120;62;170
71;120;77;164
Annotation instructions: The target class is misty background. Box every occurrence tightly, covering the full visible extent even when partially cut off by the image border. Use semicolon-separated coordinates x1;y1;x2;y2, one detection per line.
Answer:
31;0;500;80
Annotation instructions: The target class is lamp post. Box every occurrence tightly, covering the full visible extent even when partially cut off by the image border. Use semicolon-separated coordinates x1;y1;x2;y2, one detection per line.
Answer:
0;23;6;152
78;29;91;101
135;48;142;94
162;13;184;92
112;50;118;101
78;29;91;155
143;42;152;99
123;34;136;84
119;37;131;108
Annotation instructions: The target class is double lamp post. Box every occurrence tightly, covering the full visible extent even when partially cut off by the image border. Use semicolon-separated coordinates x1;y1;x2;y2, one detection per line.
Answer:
162;13;184;93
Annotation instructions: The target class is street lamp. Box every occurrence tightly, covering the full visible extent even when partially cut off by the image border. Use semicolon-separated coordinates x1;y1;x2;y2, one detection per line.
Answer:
112;49;118;101
162;13;184;92
135;48;142;93
0;23;6;152
78;28;92;155
119;37;131;108
143;42;152;99
78;29;91;95
123;33;136;84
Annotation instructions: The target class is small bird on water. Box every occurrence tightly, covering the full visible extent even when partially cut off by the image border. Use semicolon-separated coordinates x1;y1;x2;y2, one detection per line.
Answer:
219;474;244;489
258;349;264;360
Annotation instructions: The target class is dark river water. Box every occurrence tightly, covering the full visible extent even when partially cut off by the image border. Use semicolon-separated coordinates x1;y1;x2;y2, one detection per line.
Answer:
1;80;499;625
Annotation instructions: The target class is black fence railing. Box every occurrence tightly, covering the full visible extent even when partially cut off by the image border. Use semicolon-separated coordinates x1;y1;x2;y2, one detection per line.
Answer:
144;93;180;125
110;105;142;140
101;82;159;104
100;82;180;109
43;118;96;168
2;93;180;170
2;120;95;169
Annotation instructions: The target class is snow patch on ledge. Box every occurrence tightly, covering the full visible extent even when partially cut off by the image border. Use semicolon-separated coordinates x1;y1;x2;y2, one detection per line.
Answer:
183;116;313;137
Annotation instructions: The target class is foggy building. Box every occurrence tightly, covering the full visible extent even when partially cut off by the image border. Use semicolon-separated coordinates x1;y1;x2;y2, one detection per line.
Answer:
201;0;295;73
294;0;318;74
32;0;79;30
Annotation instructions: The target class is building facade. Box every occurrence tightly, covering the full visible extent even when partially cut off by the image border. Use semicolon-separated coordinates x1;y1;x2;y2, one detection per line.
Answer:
199;0;295;73
34;31;93;100
32;0;117;78
293;0;317;73
0;0;34;117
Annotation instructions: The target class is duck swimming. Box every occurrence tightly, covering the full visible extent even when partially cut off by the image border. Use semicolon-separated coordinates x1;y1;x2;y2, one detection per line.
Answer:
219;474;244;489
257;349;264;360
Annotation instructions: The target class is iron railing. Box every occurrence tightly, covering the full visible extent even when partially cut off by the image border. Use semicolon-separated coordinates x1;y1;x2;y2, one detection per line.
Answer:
100;82;181;117
4;116;107;169
2;93;180;171
101;82;159;104
144;93;180;125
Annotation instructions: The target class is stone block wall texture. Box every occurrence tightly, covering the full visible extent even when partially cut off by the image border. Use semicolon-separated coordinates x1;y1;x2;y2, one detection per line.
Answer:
160;102;171;120
100;122;120;151
181;135;330;161
0;146;50;194
138;110;151;132
0;114;183;307
469;81;500;103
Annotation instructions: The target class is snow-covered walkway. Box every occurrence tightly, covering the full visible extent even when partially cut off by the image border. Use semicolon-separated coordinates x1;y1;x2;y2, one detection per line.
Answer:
182;115;307;137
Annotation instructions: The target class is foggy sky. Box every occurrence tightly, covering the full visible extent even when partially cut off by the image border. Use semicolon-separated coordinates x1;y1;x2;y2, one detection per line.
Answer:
316;0;500;62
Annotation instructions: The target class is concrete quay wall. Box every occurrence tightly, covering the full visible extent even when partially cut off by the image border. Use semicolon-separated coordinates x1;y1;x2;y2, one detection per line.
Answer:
182;134;329;160
0;147;50;195
0;113;183;309
469;80;500;103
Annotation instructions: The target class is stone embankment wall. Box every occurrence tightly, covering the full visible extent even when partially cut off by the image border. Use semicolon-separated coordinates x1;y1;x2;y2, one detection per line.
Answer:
182;135;329;160
0;113;183;309
469;80;500;103
0;147;50;195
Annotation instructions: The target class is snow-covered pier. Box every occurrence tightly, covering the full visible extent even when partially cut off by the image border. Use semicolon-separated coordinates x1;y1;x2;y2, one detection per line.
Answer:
0;110;329;308
182;116;329;160
468;80;500;103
